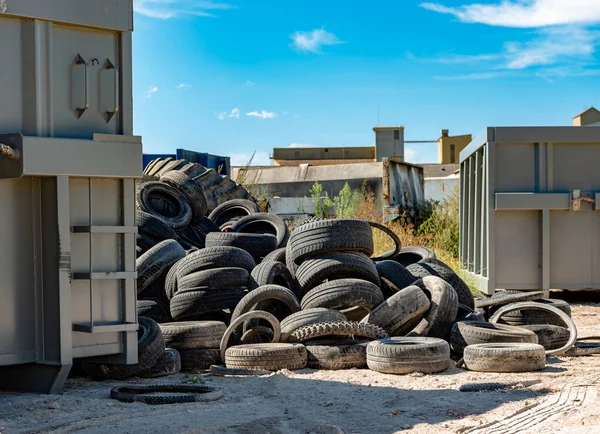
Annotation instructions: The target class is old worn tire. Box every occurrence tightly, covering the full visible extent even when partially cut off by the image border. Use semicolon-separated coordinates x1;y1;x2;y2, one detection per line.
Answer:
232;213;290;249
520;325;571;351
110;384;223;404
137;298;172;324
394;246;436;267
407;258;474;309
137;240;186;294
161;170;208;221
449;321;538;356
219;311;281;362
159;321;226;350
249;261;300;296
170;290;246;321
497;299;571;326
305;339;368;370
375;261;417;292
240;326;275;344
288;219;374;265
208;199;260;227
280;308;347;342
177;267;250;291
180;349;222;372
136;181;193;231
361;285;431;336
406;276;459;339
369;222;402;261
463;343;546;373
231;285;300;325
178;217;220;249
286;242;298;278
82;317;165;380
205;232;277;261
139;348;181;378
288;321;388;343
475;290;544;309
262;247;286;264
301;279;385;314
295;252;380;294
136;210;176;241
366;337;450;374
225;343;307;371
165;247;255;299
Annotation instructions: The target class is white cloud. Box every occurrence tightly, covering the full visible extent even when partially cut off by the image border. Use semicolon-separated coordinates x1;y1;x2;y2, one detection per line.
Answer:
176;83;192;89
217;107;240;120
434;71;513;80
288;143;316;148
432;53;501;64
419;0;600;28
230;152;272;166
246;110;276;119
134;0;234;19
290;29;343;54
146;86;159;98
404;148;418;162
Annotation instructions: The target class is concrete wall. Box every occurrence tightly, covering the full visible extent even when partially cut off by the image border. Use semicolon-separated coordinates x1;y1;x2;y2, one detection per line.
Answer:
424;175;459;203
274;158;374;167
374;128;404;162
437;133;472;164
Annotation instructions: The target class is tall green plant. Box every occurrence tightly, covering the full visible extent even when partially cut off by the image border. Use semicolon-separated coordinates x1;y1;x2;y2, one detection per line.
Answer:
309;181;332;217
332;182;360;219
417;185;460;257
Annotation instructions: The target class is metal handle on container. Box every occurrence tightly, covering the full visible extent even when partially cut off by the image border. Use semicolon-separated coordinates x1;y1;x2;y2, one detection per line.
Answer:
74;54;89;119
104;59;120;123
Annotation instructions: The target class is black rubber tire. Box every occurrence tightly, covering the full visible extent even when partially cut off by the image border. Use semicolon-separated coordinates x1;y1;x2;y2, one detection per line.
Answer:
295;252;380;294
520;325;571;351
288;219;374;265
209;365;271;376
361;285;431;336
280;308;347;342
136;181;193;231
155;159;188;176
456;304;486;323
110;385;223;404
225;343;307;371
286;242;298;278
231;213;290;249
497;299;572;326
139;348;181;378
379;277;402;299
475;290;544;309
160;170;208;221
231;285;300;325
366;337;450;375
180;349;222;372
449;321;538;356
288;321;388;343
407;258;474;309
262;247;286;264
394;246;436;267
205;232;278;262
170;289;246;321
165;247;256;299
178;217;220;249
300;279;385;314
159;321;227;350
240;326;275;344
406;276;459;339
136;210;176;241
208;199;260;227
145;157;174;177
305;339;369;370
249;261;300;296
137;298;172;324
375;261;417;292
219;311;281;361
369;222;402;261
463;343;546;373
177;267;250;291
136;239;186;295
82;317;165;380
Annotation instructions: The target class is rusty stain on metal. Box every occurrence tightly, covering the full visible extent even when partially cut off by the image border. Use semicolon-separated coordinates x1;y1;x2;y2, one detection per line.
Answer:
571;189;594;212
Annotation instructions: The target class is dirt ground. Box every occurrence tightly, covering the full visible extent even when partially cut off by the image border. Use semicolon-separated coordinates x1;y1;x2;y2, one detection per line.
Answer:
2;294;600;434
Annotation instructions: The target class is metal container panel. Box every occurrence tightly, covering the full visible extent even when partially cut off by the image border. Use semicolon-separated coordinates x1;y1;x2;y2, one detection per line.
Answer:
382;157;424;222
460;127;600;295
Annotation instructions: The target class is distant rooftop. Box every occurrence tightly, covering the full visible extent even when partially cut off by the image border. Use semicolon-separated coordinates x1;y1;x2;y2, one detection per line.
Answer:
417;164;459;178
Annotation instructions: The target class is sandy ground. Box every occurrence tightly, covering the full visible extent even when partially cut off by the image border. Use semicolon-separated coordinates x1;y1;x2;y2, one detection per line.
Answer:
2;294;600;434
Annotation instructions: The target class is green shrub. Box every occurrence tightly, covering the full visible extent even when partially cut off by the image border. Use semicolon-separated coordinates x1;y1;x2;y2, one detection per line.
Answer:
417;185;460;257
309;181;332;218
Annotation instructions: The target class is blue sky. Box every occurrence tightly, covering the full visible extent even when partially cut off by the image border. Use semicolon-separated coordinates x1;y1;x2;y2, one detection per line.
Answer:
132;0;600;165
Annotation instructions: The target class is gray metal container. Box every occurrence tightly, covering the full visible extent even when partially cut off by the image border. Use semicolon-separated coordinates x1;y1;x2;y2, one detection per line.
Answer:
0;0;140;393
460;127;600;295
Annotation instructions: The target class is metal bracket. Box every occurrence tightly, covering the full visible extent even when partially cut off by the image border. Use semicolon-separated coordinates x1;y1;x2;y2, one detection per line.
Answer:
0;143;20;162
571;190;595;211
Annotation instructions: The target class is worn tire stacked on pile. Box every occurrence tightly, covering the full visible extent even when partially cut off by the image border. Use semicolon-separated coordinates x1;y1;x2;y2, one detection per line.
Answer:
231;285;301;325
305;340;369;370
407;258;474;309
82;317;165;380
136;211;177;255
136;181;193;231
137;240;186;294
208;199;260;227
225;343;307;371
178;217;220;249
205;232;277;262
137;298;172;323
262;247;286;264
367;337;451;374
289;321;388;343
463;343;546;373
301;279;385;316
170;289;245;321
393;246;436;267
160;321;226;350
139;348;181;378
375;261;418;293
160;170;208;222
250;261;300;296
449;321;538;356
407;276;459;339
497;299;571;326
280;308;347;342
179;349;222;372
231;213;290;248
520;325;571;351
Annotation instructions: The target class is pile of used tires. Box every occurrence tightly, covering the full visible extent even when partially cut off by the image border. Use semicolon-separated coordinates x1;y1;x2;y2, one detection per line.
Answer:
79;164;576;379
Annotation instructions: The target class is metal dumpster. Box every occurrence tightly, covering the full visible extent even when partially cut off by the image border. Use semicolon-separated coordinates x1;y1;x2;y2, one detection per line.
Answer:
0;0;140;393
460;127;600;295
